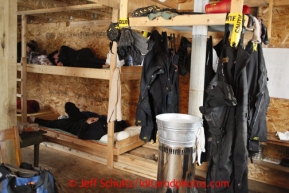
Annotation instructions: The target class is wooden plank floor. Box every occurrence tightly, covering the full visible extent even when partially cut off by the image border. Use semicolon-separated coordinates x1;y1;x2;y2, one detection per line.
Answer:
21;144;288;193
21;145;158;193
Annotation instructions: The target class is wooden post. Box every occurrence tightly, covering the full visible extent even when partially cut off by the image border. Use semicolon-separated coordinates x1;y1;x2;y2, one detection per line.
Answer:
107;8;119;169
188;0;209;117
230;0;244;13
106;0;128;169
0;0;17;129
268;0;273;40
0;0;17;163
119;0;128;21
21;15;28;123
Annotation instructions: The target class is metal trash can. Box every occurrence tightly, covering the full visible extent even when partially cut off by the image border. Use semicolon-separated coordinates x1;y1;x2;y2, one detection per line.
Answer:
156;113;202;193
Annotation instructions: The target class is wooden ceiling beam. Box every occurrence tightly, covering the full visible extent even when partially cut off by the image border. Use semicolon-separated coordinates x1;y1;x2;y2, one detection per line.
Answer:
51;12;92;21
84;9;112;17
39;0;111;17
17;4;105;15
273;0;289;6
88;0;120;9
177;0;289;11
25;19;111;27
149;0;178;9
28;14;65;23
177;0;270;11
18;2;93;21
244;0;269;7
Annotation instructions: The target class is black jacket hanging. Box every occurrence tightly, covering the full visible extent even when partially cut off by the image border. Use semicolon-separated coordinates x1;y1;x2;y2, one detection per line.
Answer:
245;41;270;158
200;22;250;193
135;30;180;142
200;36;215;164
176;36;192;76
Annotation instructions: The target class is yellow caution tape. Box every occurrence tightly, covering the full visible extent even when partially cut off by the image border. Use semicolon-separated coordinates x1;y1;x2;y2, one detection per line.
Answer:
142;31;148;38
253;42;258;52
119;18;129;28
253;136;259;141
225;13;243;47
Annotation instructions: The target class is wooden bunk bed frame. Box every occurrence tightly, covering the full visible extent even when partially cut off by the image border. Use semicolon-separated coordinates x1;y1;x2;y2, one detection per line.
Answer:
41;126;144;158
16;3;144;168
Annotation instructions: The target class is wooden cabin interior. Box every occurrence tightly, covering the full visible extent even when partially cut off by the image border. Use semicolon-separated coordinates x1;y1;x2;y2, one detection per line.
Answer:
1;0;289;192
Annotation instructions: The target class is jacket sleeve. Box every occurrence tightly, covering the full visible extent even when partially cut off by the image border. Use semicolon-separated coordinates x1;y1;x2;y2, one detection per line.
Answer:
77;120;89;139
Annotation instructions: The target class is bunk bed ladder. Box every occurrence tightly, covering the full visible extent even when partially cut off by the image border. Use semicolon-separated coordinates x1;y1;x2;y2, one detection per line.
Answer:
17;62;27;123
17;14;28;123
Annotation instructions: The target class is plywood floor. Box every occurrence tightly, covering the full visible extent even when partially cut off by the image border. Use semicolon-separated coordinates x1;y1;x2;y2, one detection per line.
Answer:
21;144;288;193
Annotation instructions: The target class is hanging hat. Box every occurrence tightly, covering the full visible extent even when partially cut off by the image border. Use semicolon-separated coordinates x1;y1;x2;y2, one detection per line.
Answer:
27;40;38;51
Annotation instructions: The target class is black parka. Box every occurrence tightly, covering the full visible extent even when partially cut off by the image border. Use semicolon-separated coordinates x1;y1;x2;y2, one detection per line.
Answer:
135;30;180;142
245;41;270;158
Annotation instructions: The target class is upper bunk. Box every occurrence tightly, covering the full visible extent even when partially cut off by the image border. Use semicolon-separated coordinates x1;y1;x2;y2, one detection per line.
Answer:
17;64;142;80
16;0;142;81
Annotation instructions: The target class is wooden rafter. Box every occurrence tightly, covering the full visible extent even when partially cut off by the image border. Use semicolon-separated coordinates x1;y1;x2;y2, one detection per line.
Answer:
39;0;112;17
88;0;120;9
18;2;93;21
149;0;178;9
273;0;289;6
177;0;289;11
17;4;105;15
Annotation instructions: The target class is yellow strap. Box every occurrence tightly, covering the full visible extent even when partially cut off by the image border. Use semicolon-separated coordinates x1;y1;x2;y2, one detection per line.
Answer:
225;13;243;47
142;31;148;38
252;42;258;52
119;18;129;28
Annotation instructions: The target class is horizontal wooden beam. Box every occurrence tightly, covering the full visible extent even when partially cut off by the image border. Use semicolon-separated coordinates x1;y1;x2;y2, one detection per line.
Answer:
177;0;289;11
129;13;227;27
177;0;270;11
149;0;178;9
18;0;110;17
17;4;105;15
17;64;110;79
247;0;269;7
88;0;119;9
17;64;142;81
26;19;110;27
273;0;289;6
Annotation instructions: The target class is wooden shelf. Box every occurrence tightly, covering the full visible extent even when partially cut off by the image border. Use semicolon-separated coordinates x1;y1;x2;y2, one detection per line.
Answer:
17;64;110;80
16;109;55;117
16;64;142;81
129;13;227;28
253;159;289;173
266;132;289;148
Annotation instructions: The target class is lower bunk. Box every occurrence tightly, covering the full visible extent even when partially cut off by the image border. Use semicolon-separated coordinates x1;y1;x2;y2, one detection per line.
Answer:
40;125;145;159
